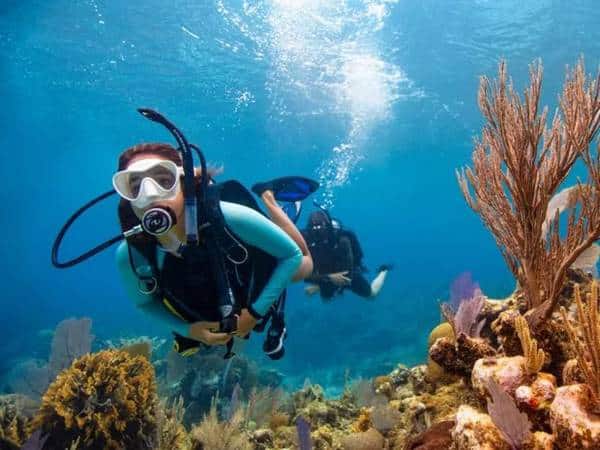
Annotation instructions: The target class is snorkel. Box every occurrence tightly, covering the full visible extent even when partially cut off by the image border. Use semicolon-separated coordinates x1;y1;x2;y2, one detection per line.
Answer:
137;108;203;246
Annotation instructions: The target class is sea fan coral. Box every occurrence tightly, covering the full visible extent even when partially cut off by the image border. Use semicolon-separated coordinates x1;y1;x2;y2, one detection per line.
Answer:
486;378;532;449
442;291;486;338
31;349;158;450
12;318;94;400
457;59;600;323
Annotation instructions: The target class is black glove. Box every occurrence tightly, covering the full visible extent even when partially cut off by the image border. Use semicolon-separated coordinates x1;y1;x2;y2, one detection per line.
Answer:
376;263;394;273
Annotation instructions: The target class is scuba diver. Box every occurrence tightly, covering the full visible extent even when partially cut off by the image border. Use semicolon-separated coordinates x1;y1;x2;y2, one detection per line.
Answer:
52;109;319;360
301;208;392;301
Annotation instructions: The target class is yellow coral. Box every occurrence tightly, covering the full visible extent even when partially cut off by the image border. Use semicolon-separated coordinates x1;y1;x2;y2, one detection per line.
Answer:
351;408;371;432
31;349;158;450
561;282;600;410
426;322;455;383
515;315;545;374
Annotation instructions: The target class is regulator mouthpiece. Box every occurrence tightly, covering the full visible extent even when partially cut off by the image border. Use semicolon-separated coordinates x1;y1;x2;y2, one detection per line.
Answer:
142;207;176;236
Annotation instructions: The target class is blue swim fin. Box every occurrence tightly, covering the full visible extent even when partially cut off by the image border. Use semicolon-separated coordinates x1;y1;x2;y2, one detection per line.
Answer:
251;176;319;202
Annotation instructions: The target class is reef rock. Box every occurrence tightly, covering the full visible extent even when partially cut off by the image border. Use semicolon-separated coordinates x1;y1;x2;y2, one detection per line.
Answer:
471;356;528;399
550;384;600;449
491;309;524;356
409;365;434;395
452;405;511;450
430;334;495;378
526;431;555;450
340;427;385;450
403;420;454;450
514;373;556;430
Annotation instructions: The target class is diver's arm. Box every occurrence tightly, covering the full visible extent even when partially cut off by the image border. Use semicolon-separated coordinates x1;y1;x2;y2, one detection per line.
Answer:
221;201;302;317
339;236;354;272
115;241;188;335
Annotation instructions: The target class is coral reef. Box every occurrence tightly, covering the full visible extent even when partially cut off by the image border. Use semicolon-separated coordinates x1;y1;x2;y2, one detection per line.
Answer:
31;349;158;450
22;59;600;450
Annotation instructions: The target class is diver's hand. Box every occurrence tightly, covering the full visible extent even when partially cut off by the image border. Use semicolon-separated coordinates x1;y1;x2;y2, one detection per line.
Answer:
235;309;257;337
305;284;321;296
328;271;351;287
188;321;232;346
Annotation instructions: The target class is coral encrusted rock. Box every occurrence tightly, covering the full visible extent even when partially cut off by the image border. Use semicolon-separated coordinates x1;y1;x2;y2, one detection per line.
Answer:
549;384;600;449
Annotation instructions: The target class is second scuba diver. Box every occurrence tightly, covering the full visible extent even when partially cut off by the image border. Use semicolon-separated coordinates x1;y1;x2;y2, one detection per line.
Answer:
301;209;392;301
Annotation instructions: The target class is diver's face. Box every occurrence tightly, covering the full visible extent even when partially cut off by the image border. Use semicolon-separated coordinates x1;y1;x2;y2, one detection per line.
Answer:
310;222;329;243
126;154;185;221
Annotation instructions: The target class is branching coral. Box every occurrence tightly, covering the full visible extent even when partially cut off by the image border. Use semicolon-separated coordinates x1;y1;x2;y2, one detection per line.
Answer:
31;349;158;450
156;396;190;450
190;396;252;450
458;59;600;323
515;315;545;374
560;282;600;411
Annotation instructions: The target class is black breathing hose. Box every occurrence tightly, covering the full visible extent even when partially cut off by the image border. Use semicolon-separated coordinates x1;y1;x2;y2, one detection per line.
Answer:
51;190;125;268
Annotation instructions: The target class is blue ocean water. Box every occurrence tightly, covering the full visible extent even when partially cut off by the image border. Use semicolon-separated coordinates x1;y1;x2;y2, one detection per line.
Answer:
1;0;598;393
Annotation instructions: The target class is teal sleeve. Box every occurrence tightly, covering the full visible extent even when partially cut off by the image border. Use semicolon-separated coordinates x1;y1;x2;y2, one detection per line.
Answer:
221;201;302;317
115;241;188;335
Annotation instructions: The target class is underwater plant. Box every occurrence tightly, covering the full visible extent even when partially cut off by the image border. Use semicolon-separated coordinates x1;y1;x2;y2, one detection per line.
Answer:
190;396;252;450
514;315;546;375
156;396;190;450
442;290;486;338
560;282;600;411
458;59;600;323
31;349;158;450
486;378;532;449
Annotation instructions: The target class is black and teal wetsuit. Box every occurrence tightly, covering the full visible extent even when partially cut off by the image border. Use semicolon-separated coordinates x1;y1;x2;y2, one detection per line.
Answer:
116;201;302;337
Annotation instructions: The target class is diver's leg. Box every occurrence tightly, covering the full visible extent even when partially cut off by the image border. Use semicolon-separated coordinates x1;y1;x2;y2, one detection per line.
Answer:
369;269;388;297
260;190;313;281
349;273;374;298
350;269;388;299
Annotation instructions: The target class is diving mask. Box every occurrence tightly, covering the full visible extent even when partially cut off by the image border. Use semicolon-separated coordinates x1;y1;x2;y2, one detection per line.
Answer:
112;158;183;208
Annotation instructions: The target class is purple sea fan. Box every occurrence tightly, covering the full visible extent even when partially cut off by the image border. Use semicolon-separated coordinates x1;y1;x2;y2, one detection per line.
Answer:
296;416;313;450
449;272;481;311
21;429;49;450
486;378;532;449
442;290;486;338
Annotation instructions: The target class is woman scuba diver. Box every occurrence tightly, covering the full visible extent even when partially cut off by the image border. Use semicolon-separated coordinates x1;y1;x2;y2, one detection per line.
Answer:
52;108;318;360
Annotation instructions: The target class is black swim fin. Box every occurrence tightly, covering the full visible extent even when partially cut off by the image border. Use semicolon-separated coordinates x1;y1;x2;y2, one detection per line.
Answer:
251;176;319;202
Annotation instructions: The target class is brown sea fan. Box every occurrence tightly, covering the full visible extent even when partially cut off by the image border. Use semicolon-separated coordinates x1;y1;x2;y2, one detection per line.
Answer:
458;59;600;324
